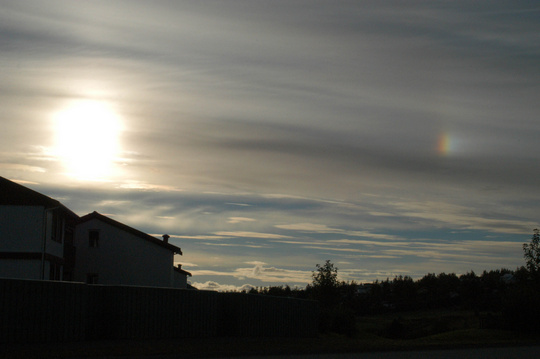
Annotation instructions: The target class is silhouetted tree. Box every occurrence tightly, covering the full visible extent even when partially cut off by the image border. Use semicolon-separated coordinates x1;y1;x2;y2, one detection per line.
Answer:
311;260;356;335
523;229;540;279
513;265;529;282
339;281;360;312
312;260;339;288
248;287;259;295
391;275;417;311
498;232;540;331
459;271;481;312
311;260;340;307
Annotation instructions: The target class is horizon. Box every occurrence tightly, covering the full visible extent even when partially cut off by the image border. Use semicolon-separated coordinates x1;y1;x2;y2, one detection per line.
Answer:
1;1;539;291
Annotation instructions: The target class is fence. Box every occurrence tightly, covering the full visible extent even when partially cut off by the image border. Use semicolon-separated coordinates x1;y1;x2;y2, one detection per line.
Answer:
0;278;319;343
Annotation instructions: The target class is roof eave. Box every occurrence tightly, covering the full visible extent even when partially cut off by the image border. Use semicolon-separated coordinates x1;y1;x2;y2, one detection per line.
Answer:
79;211;182;253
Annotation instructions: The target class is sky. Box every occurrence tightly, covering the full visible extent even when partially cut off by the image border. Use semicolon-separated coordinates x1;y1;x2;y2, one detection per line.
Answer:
1;0;539;291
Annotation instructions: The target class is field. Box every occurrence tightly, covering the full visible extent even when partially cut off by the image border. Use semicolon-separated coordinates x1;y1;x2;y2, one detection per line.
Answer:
3;309;540;359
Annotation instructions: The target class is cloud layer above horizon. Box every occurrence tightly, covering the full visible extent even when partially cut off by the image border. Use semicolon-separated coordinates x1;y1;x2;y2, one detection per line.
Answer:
1;1;539;290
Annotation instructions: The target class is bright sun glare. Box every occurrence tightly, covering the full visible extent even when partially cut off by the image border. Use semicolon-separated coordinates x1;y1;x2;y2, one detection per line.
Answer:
53;100;123;181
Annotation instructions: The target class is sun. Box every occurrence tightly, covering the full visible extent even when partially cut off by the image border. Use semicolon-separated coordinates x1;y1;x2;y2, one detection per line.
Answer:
53;100;123;181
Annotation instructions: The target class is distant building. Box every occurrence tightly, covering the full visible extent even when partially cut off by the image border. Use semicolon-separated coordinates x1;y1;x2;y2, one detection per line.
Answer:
0;176;192;288
0;176;78;281
173;264;192;289
73;211;184;288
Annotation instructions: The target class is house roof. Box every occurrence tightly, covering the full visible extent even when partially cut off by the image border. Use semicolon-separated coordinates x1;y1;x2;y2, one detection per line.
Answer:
0;176;79;218
79;211;182;254
174;265;192;277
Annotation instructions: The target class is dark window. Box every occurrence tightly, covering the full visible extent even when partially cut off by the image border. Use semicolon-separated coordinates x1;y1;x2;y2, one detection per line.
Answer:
51;212;63;243
49;263;62;281
89;230;99;248
86;273;98;284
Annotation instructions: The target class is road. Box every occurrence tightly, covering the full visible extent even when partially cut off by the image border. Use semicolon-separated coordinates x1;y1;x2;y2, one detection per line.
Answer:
216;346;540;359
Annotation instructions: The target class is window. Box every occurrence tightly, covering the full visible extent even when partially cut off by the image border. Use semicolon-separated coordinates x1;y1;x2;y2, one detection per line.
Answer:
51;212;63;243
49;263;62;281
86;273;98;284
89;230;99;247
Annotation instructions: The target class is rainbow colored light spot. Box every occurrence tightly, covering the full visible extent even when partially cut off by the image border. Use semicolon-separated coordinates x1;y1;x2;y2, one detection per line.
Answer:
437;133;456;156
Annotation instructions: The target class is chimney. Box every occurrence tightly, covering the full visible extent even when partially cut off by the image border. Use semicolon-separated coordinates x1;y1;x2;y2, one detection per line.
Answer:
177;264;182;269
162;234;170;243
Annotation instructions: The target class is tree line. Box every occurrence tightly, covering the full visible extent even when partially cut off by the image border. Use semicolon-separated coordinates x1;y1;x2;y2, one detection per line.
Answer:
241;229;540;334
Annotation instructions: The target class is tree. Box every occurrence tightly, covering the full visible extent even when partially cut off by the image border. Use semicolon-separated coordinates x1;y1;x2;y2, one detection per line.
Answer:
523;229;540;278
310;260;339;307
312;260;339;289
311;260;355;335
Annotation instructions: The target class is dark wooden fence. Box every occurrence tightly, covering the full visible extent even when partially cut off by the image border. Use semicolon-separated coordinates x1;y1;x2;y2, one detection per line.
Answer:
0;278;319;343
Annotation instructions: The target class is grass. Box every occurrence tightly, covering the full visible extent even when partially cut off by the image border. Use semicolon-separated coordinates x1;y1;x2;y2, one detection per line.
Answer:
2;310;540;358
353;310;533;349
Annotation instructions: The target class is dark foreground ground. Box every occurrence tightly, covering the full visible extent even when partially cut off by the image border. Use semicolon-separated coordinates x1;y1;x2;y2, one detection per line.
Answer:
2;310;540;358
218;346;540;359
3;336;540;359
3;332;540;359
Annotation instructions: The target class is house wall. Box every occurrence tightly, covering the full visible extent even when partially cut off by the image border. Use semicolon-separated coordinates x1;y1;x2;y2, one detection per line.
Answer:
45;210;64;258
0;205;64;280
173;270;188;289
0;206;44;252
0;205;70;281
73;218;174;287
0;259;42;280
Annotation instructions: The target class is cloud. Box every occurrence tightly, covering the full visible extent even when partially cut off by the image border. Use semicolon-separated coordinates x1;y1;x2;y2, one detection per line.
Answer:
275;223;335;233
226;203;252;207
328;239;407;247
193;263;312;285
156;216;175;220
213;231;290;240
191;281;256;292
117;181;183;192
276;223;405;241
96;200;130;207
302;246;364;254
245;261;267;266
233;264;312;283
251;264;262;277
227;217;256;224
201;243;266;249
8;179;39;185
172;235;228;240
392;201;537;235
0;163;46;173
327;237;525;275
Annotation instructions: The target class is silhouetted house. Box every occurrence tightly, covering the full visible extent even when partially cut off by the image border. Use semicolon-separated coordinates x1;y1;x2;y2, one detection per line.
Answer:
1;177;192;288
173;264;192;288
73;211;185;288
0;176;79;281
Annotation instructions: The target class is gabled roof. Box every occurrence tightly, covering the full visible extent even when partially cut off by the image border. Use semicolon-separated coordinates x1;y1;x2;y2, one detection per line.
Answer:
174;265;192;277
79;211;182;254
0;176;78;218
